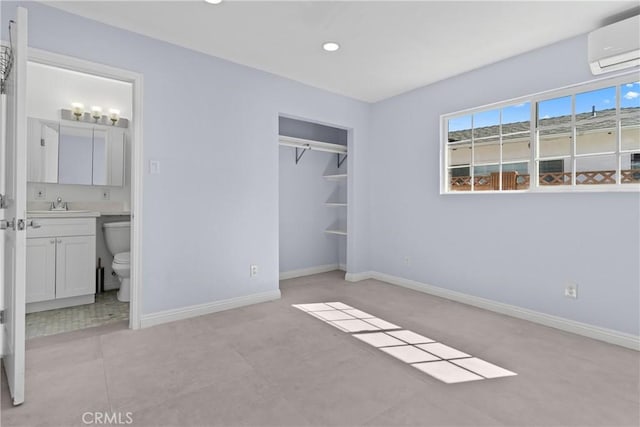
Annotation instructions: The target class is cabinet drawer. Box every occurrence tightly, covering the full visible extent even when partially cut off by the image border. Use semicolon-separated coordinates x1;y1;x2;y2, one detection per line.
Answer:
27;217;96;238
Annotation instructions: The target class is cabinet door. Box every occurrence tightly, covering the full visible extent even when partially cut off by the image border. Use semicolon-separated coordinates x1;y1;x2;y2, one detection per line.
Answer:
55;235;96;299
26;238;56;303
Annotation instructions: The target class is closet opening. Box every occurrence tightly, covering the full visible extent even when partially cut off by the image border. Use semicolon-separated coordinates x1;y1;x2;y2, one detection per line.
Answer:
278;115;350;282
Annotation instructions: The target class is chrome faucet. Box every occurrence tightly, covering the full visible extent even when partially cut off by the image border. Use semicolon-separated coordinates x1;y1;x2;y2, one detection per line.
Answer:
50;196;68;211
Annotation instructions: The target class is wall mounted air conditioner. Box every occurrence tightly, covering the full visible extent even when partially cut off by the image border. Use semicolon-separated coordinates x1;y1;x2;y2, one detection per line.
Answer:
588;15;640;75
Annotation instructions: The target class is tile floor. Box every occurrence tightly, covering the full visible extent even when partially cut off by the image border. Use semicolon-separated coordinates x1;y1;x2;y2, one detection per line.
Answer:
1;270;639;426
26;291;129;339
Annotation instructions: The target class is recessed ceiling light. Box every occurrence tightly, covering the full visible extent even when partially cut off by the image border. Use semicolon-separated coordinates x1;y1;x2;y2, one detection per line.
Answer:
322;42;340;52
205;0;223;4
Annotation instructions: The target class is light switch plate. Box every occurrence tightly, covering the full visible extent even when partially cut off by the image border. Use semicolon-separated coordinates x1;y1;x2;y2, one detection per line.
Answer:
149;160;161;175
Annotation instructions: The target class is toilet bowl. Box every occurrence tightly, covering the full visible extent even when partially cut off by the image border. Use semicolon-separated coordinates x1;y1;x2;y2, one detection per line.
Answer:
112;252;130;302
102;221;131;302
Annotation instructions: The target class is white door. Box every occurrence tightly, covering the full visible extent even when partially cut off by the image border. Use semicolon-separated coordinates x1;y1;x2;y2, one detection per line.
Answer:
55;235;96;298
1;7;28;406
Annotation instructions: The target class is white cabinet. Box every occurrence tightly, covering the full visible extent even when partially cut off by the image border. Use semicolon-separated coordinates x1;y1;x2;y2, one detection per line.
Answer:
25;238;56;303
26;216;97;312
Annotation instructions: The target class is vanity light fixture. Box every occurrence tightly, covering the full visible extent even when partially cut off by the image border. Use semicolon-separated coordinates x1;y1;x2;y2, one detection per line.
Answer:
71;102;84;120
322;42;340;52
204;0;223;4
109;109;120;126
91;106;102;122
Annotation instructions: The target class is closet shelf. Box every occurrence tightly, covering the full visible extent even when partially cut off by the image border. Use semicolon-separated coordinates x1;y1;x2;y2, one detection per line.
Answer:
325;202;347;207
279;136;347;154
323;173;348;180
325;229;347;236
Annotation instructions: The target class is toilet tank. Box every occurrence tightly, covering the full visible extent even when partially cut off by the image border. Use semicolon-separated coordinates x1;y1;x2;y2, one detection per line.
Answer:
103;221;131;255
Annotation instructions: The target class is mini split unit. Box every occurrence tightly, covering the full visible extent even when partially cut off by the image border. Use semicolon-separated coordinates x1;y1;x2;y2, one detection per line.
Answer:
588;14;640;75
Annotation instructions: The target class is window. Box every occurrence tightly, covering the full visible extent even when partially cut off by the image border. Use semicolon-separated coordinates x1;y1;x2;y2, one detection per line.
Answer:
442;76;640;193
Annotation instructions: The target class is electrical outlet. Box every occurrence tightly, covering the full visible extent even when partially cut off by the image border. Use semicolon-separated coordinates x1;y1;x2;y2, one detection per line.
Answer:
34;187;46;200
404;256;411;266
250;264;258;277
102;189;110;200
565;283;578;299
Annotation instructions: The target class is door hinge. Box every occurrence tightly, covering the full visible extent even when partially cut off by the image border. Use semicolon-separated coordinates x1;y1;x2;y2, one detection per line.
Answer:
0;194;6;209
0;310;4;324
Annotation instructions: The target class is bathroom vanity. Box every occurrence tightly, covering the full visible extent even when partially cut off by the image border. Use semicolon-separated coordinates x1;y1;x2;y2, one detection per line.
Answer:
26;211;100;313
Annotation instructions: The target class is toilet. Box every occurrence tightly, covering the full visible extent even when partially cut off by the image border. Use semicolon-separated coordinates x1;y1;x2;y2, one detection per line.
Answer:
102;221;131;302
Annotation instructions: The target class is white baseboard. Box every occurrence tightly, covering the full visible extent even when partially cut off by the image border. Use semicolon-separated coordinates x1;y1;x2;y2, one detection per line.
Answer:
280;264;339;280
140;289;281;328
345;271;374;282
338;263;347;271
349;271;639;351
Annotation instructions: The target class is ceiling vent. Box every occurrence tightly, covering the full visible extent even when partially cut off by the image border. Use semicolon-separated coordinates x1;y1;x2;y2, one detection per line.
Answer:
588;15;640;75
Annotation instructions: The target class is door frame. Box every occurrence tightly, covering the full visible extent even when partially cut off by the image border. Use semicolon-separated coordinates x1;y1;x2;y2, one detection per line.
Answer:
26;48;144;329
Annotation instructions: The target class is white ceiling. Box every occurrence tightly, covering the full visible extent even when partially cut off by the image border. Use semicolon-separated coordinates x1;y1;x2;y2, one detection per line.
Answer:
45;1;638;103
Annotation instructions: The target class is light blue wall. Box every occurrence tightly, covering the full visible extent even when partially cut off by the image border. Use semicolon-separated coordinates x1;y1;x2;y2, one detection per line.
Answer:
368;35;640;335
1;2;371;314
279;147;346;273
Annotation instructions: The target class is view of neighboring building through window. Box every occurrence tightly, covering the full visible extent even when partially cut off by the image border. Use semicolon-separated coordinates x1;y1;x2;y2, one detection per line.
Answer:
444;77;640;192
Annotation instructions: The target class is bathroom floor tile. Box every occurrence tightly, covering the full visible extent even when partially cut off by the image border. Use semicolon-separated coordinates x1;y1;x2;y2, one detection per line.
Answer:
352;332;406;348
331;319;380;332
342;309;374;319
450;357;517;379
312;310;356;321
380;345;441;363
363;317;401;330
26;291;129;339
412;361;484;384
387;330;435;344
417;342;470;359
292;303;334;312
326;302;353;310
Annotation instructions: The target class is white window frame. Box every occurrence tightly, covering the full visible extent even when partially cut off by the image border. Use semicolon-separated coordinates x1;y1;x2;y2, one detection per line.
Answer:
440;71;640;194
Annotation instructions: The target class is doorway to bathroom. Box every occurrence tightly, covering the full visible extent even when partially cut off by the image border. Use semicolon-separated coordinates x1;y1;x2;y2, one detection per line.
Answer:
21;49;143;339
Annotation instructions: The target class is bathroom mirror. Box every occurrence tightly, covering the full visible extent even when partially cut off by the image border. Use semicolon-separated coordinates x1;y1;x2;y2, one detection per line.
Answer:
27;117;125;186
59;125;93;185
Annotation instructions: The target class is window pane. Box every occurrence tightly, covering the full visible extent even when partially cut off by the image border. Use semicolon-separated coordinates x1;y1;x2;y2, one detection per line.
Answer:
576;155;617;185
474;137;500;164
448;142;471;166
622;152;640;184
576;124;616;154
473;164;498;191
503;135;530;161
621;82;640;151
575;87;616;154
622;127;640;152
539;133;571;157
503;162;530;190
538;95;571;127
473;109;500;139
448;167;471;191
448;115;471;143
502;102;531;129
538;159;570;186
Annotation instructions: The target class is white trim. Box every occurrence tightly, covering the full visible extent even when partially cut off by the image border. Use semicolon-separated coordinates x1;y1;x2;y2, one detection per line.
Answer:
139;290;281;328
345;271;374;282
26;48;144;330
279;264;340;280
346;271;639;350
338;263;347;271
